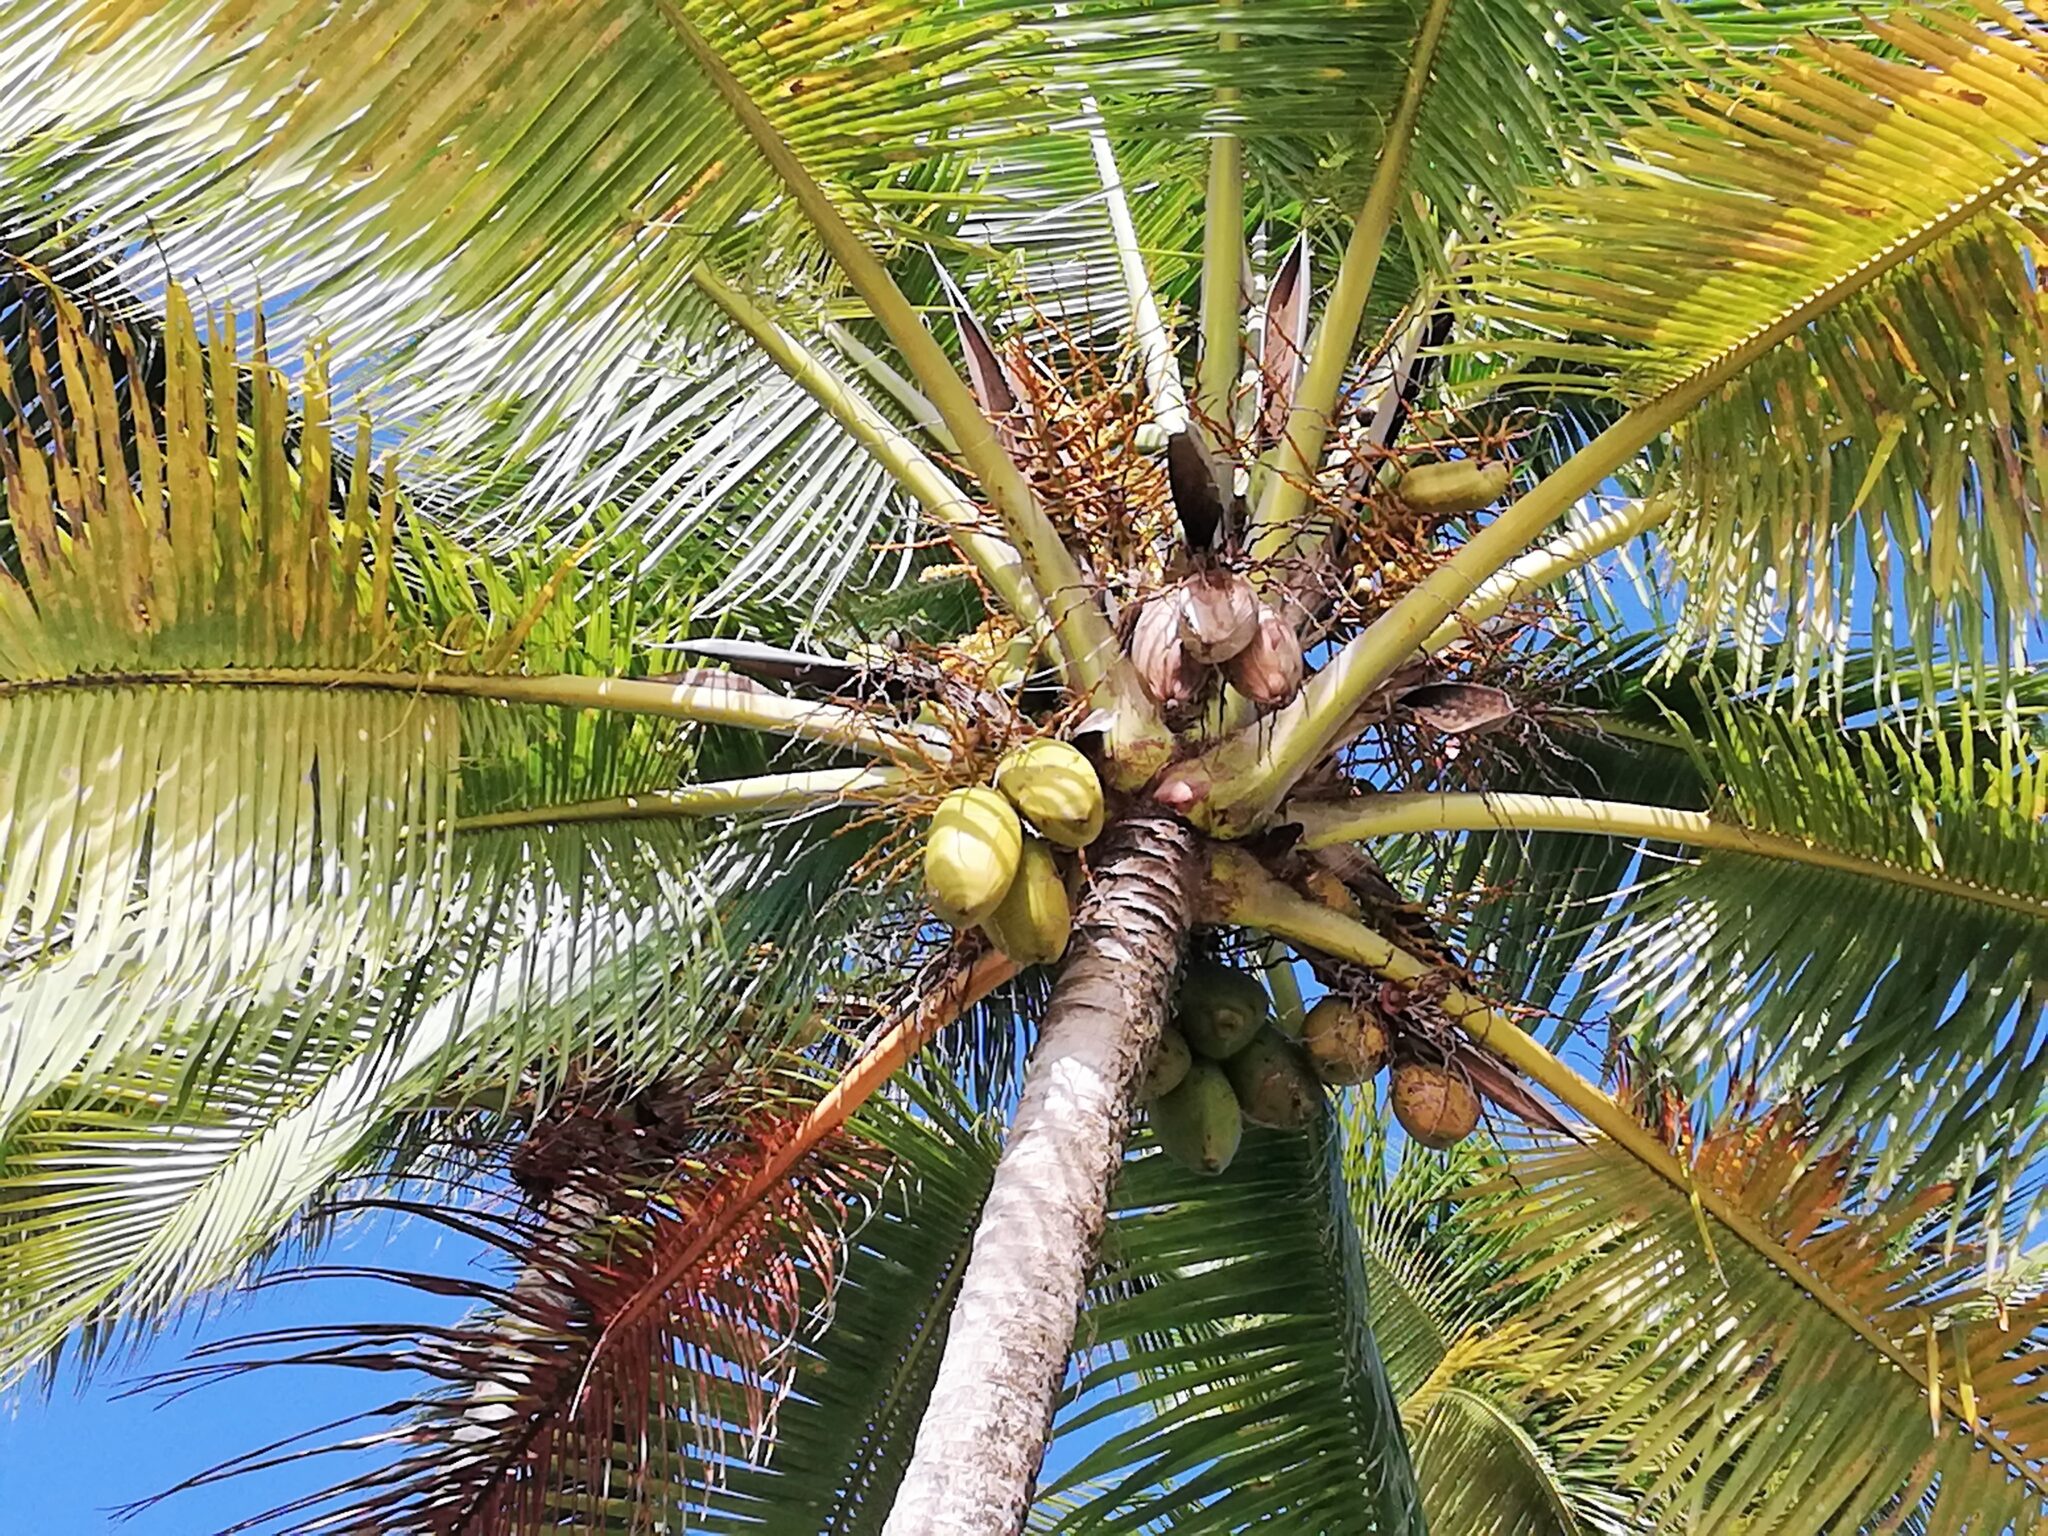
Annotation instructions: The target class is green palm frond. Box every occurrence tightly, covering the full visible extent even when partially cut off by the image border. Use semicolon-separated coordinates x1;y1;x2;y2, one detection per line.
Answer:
1457;5;2048;682
1592;698;2048;1212
2;0;1022;474
0;809;894;1389
0;273;920;1128
1490;1118;2048;1533
1032;1116;1423;1534
1410;1387;1626;1536
475;309;932;627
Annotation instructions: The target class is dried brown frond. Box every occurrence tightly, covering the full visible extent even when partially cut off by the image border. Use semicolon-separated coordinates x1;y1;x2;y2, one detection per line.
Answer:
143;1066;889;1536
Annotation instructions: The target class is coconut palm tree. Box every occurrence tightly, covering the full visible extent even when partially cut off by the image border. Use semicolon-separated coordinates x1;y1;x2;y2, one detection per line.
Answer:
2;0;2047;1531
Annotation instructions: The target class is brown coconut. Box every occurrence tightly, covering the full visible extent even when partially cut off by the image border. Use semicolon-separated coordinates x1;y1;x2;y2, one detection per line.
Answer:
1391;1061;1481;1149
1301;997;1391;1086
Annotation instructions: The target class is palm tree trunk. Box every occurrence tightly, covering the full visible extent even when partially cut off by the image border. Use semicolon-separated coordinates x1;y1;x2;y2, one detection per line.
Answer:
882;807;1199;1536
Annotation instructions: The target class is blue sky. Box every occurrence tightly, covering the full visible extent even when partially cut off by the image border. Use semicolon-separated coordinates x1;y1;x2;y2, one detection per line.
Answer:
0;1211;470;1535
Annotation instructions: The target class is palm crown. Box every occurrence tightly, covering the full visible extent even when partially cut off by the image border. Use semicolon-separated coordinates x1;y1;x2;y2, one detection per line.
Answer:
2;0;2046;1531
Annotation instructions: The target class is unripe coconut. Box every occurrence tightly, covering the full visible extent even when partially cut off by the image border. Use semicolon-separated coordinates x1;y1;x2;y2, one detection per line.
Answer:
993;738;1104;849
1302;997;1390;1086
1150;1059;1243;1176
1224;1028;1325;1130
1138;1025;1193;1103
980;836;1071;967
1225;604;1306;709
923;787;1022;926
1176;567;1260;664
1130;591;1202;707
1392;1061;1481;1149
1396;459;1512;516
1176;959;1271;1060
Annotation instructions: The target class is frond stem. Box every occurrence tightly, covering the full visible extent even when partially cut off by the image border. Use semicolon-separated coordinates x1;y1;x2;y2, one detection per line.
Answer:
1248;0;1455;561
1205;849;2048;1499
457;767;908;833
1287;791;2048;924
1417;496;1669;656
824;320;962;453
652;1;1170;778
694;267;1049;646
1195;43;1243;430
0;668;935;763
1088;103;1186;434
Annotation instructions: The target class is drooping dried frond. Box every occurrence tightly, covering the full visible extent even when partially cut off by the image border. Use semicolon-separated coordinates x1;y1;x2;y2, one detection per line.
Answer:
147;1067;888;1536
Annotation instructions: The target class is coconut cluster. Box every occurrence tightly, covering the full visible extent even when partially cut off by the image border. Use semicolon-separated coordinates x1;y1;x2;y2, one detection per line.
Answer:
922;738;1105;966
1128;565;1305;713
1303;994;1480;1149
1139;959;1326;1176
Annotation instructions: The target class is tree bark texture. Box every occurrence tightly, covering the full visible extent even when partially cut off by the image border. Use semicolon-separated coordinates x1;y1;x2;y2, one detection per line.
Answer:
881;808;1200;1536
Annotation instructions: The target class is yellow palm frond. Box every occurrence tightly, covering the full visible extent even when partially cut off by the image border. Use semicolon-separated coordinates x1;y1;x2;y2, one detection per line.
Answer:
1460;5;2048;683
1489;1116;2048;1534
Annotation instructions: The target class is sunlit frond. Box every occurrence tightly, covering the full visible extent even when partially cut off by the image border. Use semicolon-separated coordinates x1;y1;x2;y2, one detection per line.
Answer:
1490;1118;2048;1533
0;811;897;1389
1590;698;2048;1215
1458;6;2048;682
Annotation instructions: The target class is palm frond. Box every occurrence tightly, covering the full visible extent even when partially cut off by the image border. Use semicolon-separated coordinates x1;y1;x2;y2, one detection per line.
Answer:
1489;1116;2048;1533
0;810;898;1389
132;1071;1001;1536
1;0;1025;489
144;1074;887;1536
1032;1115;1424;1534
1457;5;2048;682
1346;1113;1643;1536
1589;697;2048;1215
0;272;923;1131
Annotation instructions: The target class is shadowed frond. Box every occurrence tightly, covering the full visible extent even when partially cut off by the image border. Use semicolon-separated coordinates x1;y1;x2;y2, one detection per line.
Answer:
695;1076;1003;1532
1348;1112;1642;1536
1032;1116;1424;1535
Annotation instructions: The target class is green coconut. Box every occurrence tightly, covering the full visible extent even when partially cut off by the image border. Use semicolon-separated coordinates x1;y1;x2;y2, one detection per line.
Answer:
923;786;1023;925
1224;1028;1325;1130
1150;1059;1243;1176
980;836;1072;967
1396;459;1512;515
1175;959;1271;1060
993;738;1105;849
1137;1024;1193;1103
